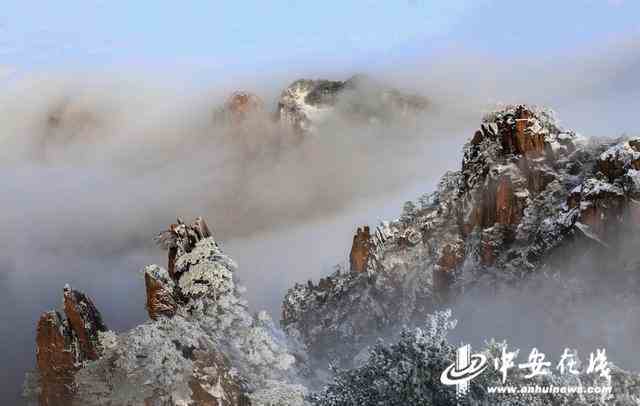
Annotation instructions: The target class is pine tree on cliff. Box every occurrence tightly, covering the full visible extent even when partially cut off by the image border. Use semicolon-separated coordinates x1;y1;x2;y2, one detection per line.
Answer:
310;310;459;406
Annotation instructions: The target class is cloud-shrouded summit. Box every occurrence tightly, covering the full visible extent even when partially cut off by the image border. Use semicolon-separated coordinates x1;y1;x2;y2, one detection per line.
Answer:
1;36;639;405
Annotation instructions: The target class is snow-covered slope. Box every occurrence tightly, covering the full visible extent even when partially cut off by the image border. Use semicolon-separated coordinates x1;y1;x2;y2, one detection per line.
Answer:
27;218;308;406
282;105;640;367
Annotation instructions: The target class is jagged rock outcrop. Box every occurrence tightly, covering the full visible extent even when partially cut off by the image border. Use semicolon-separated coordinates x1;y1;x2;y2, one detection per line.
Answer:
27;217;307;406
282;104;640;365
62;286;107;361
144;265;178;320
144;217;217;320
570;140;640;241
349;226;372;274
214;91;266;127
25;101;640;404
35;285;107;406
225;92;264;123
277;74;428;133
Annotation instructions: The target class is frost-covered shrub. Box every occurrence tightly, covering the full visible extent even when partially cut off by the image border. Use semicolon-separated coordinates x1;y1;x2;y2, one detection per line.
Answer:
176;237;237;298
250;379;308;406
310;310;640;406
72;232;307;405
175;239;303;392
310;310;459;406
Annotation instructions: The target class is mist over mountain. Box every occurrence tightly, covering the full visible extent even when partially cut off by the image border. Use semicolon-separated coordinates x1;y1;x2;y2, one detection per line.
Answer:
1;34;640;405
23;101;640;405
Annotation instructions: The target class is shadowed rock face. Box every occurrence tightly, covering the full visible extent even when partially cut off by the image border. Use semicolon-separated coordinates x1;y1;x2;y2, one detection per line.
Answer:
62;286;107;361
35;312;77;406
349;226;371;274
144;268;178;320
282;104;640;366
35;286;107;406
277;75;428;133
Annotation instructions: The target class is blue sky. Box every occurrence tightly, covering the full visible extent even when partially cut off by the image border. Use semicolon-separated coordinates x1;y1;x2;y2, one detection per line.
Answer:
2;0;638;77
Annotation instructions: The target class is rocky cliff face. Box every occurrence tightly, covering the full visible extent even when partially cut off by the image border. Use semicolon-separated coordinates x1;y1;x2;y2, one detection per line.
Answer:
27;101;640;404
34;285;108;406
277;75;428;134
282;104;640;365
27;218;307;406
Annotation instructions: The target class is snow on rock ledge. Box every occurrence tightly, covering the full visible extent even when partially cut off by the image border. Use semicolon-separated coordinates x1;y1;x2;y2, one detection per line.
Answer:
277;74;428;134
282;105;640;367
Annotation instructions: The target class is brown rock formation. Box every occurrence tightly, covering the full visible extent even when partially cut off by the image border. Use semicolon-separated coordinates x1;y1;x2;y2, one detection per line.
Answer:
213;91;265;127
499;106;546;157
598;139;640;182
350;226;372;273
36;312;77;406
514;121;545;158
31;217;257;406
144;217;215;319
464;175;526;234
144;270;178;320
461;106;560;240
36;286;107;406
224;92;264;125
281;105;640;370
572;140;640;239
579;189;627;239
62;285;107;361
448;106;568;286
495;176;517;225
